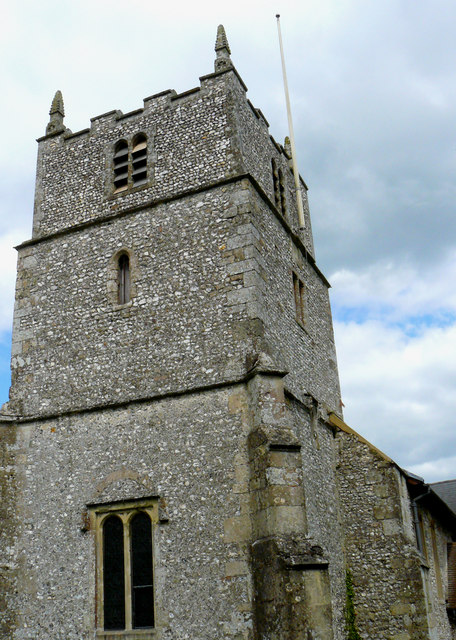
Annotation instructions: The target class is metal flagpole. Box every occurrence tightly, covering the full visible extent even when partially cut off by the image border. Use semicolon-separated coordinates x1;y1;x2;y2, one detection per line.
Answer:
276;14;306;229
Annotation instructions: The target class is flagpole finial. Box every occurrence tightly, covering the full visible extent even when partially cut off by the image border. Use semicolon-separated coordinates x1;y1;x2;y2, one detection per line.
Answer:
214;25;233;72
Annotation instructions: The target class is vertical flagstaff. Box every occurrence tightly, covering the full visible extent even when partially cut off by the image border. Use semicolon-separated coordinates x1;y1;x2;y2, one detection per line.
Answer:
276;14;306;229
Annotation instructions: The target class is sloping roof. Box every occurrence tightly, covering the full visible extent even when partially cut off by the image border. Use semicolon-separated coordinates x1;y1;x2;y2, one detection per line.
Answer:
431;479;456;516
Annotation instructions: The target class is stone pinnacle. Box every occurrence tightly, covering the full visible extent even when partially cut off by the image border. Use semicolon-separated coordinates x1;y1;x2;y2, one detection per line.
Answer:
46;90;66;136
49;90;65;116
214;25;233;72
215;24;231;55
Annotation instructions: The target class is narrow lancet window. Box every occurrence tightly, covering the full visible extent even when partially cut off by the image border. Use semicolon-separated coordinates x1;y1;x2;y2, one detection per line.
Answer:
113;140;129;193
132;134;148;186
130;511;154;629
103;516;126;630
118;253;131;305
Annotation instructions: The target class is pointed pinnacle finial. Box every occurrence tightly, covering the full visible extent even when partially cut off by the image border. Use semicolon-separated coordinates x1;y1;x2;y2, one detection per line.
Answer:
215;25;231;55
50;90;65;117
46;90;66;136
214;25;233;72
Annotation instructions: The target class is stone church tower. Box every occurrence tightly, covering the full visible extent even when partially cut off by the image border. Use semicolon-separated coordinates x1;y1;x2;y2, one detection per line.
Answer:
1;25;454;640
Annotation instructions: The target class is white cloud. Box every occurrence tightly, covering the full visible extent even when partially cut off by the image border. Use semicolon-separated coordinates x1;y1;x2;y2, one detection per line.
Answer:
409;456;456;483
334;317;456;482
330;250;456;322
330;247;456;484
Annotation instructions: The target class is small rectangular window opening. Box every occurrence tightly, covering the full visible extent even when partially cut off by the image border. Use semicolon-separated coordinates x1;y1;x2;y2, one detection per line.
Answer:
293;272;306;326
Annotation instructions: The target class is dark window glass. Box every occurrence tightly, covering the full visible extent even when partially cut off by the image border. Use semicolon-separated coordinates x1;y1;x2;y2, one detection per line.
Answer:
118;254;130;305
130;511;154;628
103;516;125;630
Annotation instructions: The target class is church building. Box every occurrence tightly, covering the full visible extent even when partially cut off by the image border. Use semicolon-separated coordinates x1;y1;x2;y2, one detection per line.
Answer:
0;25;455;640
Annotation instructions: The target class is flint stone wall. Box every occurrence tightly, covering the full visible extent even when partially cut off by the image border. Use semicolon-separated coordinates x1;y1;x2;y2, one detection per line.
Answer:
336;427;455;640
2;387;254;640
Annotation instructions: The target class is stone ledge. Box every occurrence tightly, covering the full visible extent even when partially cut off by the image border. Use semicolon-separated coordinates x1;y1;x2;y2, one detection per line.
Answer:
97;632;158;640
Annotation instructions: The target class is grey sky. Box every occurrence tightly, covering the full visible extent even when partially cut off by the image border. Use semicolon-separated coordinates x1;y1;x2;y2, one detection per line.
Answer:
1;0;455;481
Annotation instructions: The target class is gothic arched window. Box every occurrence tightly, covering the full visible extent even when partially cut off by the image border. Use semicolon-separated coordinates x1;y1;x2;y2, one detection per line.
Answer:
93;503;157;633
118;253;131;305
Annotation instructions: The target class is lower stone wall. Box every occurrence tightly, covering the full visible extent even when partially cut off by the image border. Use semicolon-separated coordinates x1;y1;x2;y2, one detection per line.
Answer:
2;372;352;640
4;386;253;640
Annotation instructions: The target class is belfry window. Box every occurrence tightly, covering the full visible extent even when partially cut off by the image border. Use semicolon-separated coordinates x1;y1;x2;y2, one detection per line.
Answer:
113;134;148;193
132;134;148;186
118;253;131;305
89;499;158;635
113;140;129;193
